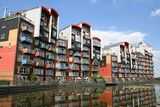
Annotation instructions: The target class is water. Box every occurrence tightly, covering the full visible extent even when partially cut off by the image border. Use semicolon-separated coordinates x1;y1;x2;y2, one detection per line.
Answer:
0;84;159;107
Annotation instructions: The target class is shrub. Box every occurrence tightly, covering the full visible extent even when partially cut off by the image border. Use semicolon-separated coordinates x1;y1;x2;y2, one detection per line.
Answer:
0;80;10;85
28;74;37;82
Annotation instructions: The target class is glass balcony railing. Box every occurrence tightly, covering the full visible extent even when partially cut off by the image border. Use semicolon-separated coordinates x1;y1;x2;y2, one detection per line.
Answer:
57;50;66;54
46;55;54;60
112;63;117;68
82;53;89;58
45;64;54;68
126;69;130;73
35;61;44;67
82;59;90;64
48;46;55;52
81;65;90;71
74;60;81;63
35;51;45;57
69;65;80;70
93;41;101;47
112;57;117;61
20;35;33;44
39;43;48;49
57;41;67;47
112;69;118;73
22;59;34;65
22;48;34;54
92;67;98;71
59;66;68;69
21;24;33;33
74;52;81;57
59;58;67;62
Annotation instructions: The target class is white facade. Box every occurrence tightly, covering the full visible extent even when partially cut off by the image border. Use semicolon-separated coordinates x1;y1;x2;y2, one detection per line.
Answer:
59;26;72;48
22;7;41;37
130;42;152;54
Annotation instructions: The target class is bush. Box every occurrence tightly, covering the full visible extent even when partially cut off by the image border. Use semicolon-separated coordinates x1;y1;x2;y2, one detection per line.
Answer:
28;74;37;83
0;80;10;85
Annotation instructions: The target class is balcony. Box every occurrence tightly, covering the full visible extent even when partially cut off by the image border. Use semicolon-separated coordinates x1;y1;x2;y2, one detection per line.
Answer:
46;64;54;69
35;61;44;67
82;53;89;58
82;59;90;65
112;56;117;62
112;63;117;68
112;69;118;73
126;69;130;73
74;52;81;57
74;60;81;64
20;35;33;44
93;40;101;47
46;55;54;60
21;24;33;34
69;64;80;71
59;58;67;62
39;43;48;49
22;59;34;65
83;38;91;46
22;48;34;55
57;49;66;54
83;46;90;52
48;45;55;52
92;67;98;71
59;66;68;70
57;40;67;47
81;65;90;71
35;51;45;58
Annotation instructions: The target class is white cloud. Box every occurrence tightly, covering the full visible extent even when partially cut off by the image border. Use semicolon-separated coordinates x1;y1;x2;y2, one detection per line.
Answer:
92;29;146;47
151;8;160;17
90;0;98;4
153;51;160;77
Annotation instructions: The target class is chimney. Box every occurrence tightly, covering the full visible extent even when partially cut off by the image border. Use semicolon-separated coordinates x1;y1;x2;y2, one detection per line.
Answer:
8;10;11;16
3;7;7;18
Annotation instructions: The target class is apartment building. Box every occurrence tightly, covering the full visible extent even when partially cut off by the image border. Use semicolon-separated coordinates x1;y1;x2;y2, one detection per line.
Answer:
59;22;92;78
91;37;101;76
99;42;154;83
130;42;154;81
79;22;92;77
0;6;59;83
55;39;68;79
100;42;131;82
59;24;82;78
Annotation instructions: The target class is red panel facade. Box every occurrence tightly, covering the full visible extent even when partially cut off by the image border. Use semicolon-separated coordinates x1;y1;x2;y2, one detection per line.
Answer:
0;46;17;73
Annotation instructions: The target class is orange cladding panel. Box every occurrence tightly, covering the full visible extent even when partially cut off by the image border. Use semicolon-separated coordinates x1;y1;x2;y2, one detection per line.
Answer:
0;29;18;81
99;55;112;80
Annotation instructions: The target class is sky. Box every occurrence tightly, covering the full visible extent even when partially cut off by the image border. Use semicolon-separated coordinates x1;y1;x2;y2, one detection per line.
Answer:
0;0;160;77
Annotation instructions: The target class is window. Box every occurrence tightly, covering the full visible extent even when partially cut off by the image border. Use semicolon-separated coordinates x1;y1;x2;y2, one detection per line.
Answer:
2;25;6;29
0;34;6;40
18;66;30;74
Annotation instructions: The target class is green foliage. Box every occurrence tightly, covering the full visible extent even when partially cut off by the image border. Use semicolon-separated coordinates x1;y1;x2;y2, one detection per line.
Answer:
91;74;105;83
0;80;10;85
28;74;37;82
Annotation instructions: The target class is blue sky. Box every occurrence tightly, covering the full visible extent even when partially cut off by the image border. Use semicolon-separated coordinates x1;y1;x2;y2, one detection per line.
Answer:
0;0;160;76
0;0;159;49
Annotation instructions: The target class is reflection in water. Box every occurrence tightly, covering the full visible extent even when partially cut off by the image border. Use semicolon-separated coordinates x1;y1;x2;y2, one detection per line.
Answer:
0;85;157;107
100;85;157;107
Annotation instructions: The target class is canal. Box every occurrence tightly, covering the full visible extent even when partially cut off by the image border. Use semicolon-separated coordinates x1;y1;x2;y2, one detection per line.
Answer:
0;84;159;107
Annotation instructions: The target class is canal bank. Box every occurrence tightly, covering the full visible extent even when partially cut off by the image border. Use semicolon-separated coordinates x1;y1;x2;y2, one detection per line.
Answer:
105;80;158;86
0;83;105;95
